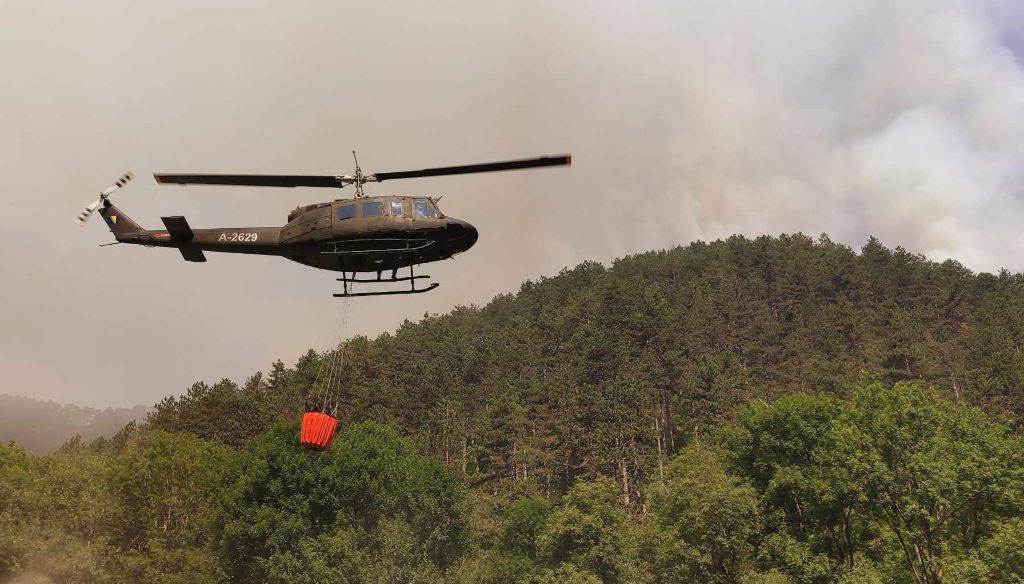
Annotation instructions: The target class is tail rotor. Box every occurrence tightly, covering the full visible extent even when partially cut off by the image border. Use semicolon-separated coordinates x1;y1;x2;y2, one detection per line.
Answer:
76;172;134;226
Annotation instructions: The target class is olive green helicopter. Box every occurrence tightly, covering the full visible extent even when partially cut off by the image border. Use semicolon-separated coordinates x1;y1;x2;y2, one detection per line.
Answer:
77;153;571;297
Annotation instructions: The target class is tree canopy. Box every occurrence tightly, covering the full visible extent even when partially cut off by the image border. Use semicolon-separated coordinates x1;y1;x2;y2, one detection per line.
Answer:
4;234;1024;582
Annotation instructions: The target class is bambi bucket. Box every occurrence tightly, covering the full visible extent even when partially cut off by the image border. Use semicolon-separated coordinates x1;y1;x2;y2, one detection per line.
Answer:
300;412;339;450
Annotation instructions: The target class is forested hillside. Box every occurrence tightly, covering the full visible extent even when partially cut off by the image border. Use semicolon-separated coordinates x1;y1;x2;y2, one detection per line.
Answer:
0;395;146;453
150;233;1024;497
3;234;1024;582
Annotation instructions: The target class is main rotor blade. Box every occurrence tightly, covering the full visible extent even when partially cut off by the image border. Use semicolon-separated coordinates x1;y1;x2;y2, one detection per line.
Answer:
154;174;344;188
372;154;571;182
153;154;571;188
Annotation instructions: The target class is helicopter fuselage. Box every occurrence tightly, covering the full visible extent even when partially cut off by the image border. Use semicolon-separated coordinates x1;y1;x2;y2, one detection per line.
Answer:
110;195;478;274
83;153;566;296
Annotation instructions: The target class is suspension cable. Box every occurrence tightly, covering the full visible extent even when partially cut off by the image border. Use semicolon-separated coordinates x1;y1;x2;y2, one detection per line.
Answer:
307;298;349;415
320;299;350;414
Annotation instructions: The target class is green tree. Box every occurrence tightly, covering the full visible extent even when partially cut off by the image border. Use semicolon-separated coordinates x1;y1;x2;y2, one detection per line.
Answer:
222;421;466;582
108;431;237;582
968;518;1024;582
651;444;761;582
0;444;119;581
721;394;853;580
826;383;1024;583
0;441;32;578
535;477;636;583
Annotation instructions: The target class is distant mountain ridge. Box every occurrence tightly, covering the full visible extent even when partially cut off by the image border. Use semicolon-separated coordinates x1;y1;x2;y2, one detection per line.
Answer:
0;394;146;453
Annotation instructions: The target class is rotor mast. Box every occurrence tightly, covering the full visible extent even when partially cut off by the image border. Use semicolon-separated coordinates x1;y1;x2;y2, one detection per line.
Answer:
351;150;367;198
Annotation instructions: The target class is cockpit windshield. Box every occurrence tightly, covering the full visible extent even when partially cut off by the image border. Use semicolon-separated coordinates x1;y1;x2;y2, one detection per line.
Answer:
414;199;440;219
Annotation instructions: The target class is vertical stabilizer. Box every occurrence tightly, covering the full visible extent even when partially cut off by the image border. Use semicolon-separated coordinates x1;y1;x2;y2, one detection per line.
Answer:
99;202;143;239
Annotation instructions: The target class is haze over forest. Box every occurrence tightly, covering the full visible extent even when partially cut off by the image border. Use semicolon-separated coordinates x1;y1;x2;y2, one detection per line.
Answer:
0;395;146;453
3;0;1024;408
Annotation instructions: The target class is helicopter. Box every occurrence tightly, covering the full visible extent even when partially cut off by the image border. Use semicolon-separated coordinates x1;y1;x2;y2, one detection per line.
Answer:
77;153;571;297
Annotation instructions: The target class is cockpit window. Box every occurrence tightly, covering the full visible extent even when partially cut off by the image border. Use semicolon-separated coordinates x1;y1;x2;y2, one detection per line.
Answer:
362;202;384;217
391;200;403;216
337;204;356;220
414;200;438;219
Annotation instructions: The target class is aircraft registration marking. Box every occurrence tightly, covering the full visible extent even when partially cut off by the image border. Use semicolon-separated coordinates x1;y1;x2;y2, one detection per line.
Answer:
218;232;259;242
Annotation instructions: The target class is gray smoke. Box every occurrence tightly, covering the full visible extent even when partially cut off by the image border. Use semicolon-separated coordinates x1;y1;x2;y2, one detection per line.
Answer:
1;0;1022;406
523;0;1024;269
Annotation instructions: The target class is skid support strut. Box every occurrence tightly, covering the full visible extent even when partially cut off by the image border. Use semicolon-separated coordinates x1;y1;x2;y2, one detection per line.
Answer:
333;265;439;298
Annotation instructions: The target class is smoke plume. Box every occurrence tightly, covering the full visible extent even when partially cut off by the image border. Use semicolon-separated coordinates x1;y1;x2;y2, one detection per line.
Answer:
1;0;1022;406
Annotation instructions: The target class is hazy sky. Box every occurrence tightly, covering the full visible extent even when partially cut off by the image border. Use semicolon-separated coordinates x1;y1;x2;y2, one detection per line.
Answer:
2;0;1023;407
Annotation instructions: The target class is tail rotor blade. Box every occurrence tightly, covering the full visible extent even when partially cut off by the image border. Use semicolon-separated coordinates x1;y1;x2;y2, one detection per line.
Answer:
77;172;134;226
102;172;134;196
76;199;102;226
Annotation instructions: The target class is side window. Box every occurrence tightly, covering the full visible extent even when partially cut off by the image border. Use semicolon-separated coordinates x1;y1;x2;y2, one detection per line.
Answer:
337;204;356;220
414;200;437;219
390;200;403;216
362;202;384;217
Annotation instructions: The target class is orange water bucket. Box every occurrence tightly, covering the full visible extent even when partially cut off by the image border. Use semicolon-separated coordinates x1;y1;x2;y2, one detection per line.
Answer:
300;412;339;450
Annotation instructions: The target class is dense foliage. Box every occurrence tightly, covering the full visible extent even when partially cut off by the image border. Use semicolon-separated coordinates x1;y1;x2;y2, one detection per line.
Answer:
4;234;1024;582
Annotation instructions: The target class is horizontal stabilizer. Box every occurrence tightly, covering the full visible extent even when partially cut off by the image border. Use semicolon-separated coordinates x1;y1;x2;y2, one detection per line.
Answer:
161;216;194;241
179;247;206;262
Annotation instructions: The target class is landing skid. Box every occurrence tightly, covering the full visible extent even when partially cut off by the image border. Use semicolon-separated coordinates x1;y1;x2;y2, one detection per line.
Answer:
333;266;439;298
333;283;439;298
